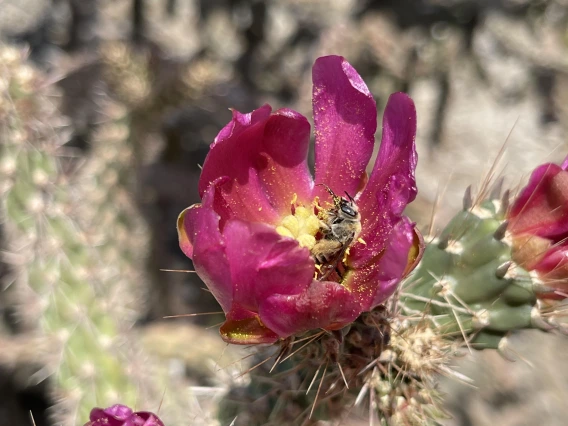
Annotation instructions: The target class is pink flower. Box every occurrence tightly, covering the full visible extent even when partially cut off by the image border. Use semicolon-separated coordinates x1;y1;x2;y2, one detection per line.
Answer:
508;155;568;298
178;55;422;344
85;404;164;426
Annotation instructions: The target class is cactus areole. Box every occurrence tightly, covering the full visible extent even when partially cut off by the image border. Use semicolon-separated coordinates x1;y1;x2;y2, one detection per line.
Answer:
177;56;423;344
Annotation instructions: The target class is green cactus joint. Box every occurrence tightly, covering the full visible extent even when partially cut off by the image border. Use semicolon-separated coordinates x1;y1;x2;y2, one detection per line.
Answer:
0;46;152;424
400;187;556;350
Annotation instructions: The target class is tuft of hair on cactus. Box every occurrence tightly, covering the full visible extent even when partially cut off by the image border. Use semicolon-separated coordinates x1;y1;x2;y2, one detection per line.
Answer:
177;55;424;345
85;404;164;426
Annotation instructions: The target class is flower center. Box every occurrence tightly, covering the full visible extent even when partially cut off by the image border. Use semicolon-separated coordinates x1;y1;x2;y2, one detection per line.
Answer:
276;204;321;250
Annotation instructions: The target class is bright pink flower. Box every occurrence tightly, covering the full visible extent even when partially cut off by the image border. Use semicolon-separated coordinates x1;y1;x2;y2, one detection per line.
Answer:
178;55;422;344
85;404;164;426
508;155;568;298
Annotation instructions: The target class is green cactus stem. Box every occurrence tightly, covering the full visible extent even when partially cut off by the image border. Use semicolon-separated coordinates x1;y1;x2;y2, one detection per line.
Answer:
399;185;562;351
0;46;156;424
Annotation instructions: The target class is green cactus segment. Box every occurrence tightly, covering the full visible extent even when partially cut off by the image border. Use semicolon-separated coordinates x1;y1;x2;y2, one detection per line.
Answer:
401;201;541;349
0;47;142;423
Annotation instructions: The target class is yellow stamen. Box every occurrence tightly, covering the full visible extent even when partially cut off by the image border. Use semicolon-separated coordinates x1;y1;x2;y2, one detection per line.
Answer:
276;226;294;239
280;215;300;236
291;192;298;205
276;198;322;250
297;234;316;249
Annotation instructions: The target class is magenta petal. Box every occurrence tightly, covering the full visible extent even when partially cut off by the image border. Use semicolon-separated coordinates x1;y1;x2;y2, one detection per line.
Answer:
181;182;233;313
259;281;361;337
127;413;165;426
562;155;568;170
532;244;568;299
198;106;314;224
89;405;132;425
222;219;314;312
370;217;416;304
351;93;417;268
198;105;280;224
370;218;415;306
86;405;164;426
258;109;313;211
343;218;415;310
509;162;568;240
312;55;377;199
103;405;133;420
535;244;568;275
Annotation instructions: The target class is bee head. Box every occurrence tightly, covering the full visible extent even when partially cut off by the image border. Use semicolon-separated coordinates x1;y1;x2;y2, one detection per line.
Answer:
317;184;359;219
339;200;358;218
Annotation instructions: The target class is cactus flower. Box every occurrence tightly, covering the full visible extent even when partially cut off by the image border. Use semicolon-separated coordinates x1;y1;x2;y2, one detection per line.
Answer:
85;405;165;426
508;155;568;297
177;55;422;344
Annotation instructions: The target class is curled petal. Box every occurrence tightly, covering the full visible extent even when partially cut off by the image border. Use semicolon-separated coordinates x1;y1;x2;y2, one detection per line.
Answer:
312;55;377;200
258;109;313;211
177;208;194;259
368;218;416;306
222;219;314;311
345;218;416;309
511;234;551;271
89;405;132;423
534;244;568;299
198;106;313;225
218;219;315;343
508;162;568;241
404;227;425;278
86;405;164;426
220;305;279;344
351;93;417;269
179;181;232;312
127;412;165;426
259;281;361;337
199;106;277;224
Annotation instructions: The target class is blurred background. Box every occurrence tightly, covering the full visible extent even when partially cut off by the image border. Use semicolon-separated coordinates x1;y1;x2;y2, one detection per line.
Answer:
1;0;568;425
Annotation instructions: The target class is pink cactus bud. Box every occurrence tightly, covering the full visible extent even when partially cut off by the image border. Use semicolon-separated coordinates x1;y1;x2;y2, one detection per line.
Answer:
178;56;423;344
508;156;568;298
85;404;164;426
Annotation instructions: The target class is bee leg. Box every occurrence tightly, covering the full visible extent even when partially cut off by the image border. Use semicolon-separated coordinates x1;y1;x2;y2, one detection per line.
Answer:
318;264;335;280
334;265;343;279
318;220;331;233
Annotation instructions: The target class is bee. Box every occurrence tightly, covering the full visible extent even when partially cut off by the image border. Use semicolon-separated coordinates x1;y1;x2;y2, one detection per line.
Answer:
312;184;362;279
